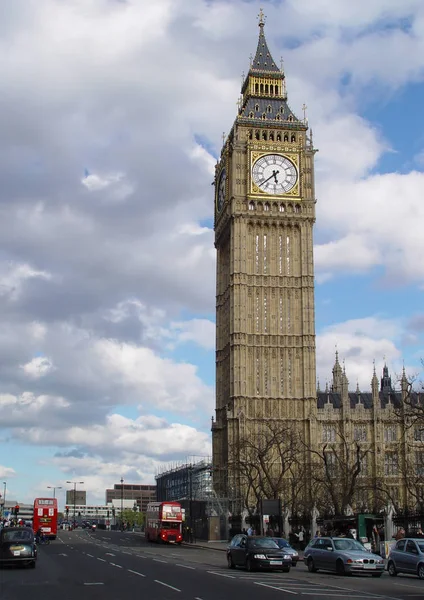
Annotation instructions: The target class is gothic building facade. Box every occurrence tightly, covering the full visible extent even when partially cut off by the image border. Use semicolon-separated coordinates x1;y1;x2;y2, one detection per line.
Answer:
211;15;423;517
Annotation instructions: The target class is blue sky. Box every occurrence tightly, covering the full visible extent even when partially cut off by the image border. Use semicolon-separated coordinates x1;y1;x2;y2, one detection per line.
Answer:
0;0;424;508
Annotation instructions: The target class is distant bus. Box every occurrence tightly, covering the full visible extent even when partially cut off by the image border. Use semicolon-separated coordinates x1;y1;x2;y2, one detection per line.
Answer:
33;497;58;540
145;501;183;544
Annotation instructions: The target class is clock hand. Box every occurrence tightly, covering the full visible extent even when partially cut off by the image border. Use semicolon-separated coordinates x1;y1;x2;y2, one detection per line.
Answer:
262;169;280;185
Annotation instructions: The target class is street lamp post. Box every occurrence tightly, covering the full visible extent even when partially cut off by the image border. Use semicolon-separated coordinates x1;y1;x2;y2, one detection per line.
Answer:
47;486;62;498
66;481;84;528
1;482;6;517
120;477;124;530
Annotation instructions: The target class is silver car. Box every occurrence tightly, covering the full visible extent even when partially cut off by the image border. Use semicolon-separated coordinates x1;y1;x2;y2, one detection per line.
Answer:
387;538;424;579
272;538;300;565
304;536;385;577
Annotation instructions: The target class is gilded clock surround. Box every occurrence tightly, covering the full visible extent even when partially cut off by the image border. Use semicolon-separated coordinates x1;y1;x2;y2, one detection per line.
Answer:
250;150;300;197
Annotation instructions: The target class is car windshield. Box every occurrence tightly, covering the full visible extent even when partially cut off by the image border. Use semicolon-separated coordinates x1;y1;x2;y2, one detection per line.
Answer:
334;539;366;552
2;529;33;543
248;538;279;549
274;538;290;548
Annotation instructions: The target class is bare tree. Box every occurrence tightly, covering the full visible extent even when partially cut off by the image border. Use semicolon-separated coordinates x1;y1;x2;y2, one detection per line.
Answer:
307;425;374;517
229;420;304;515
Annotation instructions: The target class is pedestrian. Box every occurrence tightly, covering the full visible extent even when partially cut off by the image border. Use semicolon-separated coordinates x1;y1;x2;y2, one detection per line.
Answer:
394;528;405;540
247;526;253;536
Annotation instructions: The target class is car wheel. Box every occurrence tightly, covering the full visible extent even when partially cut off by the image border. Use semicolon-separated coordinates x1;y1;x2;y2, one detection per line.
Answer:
372;573;382;578
282;566;291;573
388;561;397;577
227;554;235;569
246;557;254;572
292;562;297;566
336;559;345;575
307;558;317;573
417;563;424;580
30;561;36;569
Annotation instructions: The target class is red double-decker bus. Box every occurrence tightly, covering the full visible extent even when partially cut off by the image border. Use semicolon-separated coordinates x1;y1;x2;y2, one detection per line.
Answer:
33;497;58;539
145;501;183;544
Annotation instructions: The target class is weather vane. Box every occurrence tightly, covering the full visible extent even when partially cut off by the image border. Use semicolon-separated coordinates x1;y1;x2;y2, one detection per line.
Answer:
302;103;308;122
258;7;266;26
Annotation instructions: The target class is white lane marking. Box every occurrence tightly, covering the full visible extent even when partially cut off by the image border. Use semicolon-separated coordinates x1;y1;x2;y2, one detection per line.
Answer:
105;552;115;556
122;551;133;555
86;554;94;558
176;564;195;570
97;558;106;562
84;583;104;586
207;571;235;579
58;553;68;557
109;563;123;568
393;582;424;588
194;598;204;600
128;569;146;577
154;580;181;592
153;559;168;563
255;582;298;594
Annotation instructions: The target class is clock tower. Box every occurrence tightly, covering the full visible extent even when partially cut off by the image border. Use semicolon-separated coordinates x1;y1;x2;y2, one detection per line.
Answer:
212;14;317;503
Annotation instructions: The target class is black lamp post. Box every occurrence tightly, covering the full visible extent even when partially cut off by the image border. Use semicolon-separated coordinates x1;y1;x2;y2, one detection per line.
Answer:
120;477;124;530
66;480;84;527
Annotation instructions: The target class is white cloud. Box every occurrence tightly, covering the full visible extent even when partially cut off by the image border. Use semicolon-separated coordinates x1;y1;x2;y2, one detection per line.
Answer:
21;356;55;378
0;263;52;300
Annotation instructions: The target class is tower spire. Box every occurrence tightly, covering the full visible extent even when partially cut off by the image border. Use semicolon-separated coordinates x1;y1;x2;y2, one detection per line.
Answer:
251;9;280;73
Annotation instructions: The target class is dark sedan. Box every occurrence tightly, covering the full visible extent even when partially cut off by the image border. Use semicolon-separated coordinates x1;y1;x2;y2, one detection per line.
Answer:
227;534;292;572
0;527;37;568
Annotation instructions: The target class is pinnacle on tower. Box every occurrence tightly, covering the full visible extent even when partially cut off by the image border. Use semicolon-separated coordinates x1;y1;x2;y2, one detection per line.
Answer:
251;8;280;73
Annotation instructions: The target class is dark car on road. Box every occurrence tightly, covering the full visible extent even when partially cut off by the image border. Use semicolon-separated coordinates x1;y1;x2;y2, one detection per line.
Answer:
0;527;37;568
272;538;300;566
387;538;424;579
304;536;384;577
227;534;292;572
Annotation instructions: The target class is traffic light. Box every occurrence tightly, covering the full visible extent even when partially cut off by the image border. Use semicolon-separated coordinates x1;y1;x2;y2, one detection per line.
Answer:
65;506;69;517
14;505;20;516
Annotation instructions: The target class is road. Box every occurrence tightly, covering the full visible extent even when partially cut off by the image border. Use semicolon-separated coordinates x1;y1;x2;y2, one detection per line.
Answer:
0;530;423;600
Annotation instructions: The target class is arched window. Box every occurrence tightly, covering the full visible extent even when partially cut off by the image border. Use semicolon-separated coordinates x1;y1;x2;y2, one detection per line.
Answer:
277;133;281;141
275;86;279;95
265;84;269;94
295;204;301;213
291;134;296;142
249;201;255;211
248;131;253;140
267;105;272;113
255;104;259;112
270;85;274;95
276;114;281;120
262;131;267;140
264;203;270;212
269;132;274;141
280;106;285;114
288;115;294;122
255;131;260;140
262;113;266;120
255;83;259;93
279;204;285;212
249;111;254;118
284;134;289;142
260;84;264;93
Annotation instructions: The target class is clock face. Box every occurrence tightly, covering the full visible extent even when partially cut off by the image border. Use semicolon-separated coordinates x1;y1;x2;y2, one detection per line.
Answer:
252;154;298;195
216;168;226;212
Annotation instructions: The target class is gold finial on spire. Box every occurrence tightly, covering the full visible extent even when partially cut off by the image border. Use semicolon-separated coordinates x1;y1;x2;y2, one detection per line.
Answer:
302;103;308;123
258;7;266;26
222;132;226;145
237;96;242;111
280;56;284;71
